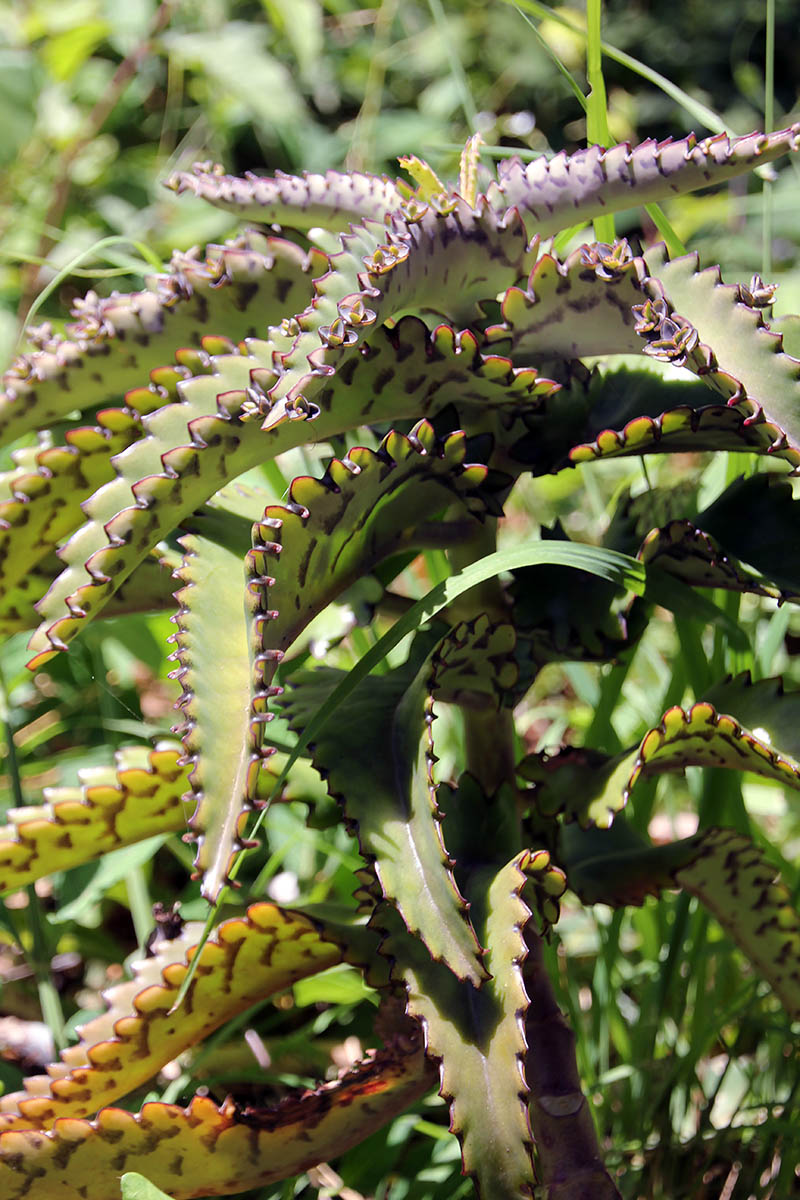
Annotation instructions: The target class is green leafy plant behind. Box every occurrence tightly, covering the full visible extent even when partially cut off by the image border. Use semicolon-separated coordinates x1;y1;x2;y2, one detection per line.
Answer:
0;125;799;1199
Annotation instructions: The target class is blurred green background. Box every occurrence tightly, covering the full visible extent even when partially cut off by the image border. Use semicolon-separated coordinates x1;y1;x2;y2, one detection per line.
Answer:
2;0;800;364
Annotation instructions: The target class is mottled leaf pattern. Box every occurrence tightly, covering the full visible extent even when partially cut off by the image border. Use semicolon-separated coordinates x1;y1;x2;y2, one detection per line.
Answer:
523;676;800;828
2;126;800;1200
0;234;328;444
379;853;540;1199
0;1047;432;1200
0;746;191;894
486;126;800;236
675;829;800;1019
168;506;259;902
0;903;363;1126
643;245;800;452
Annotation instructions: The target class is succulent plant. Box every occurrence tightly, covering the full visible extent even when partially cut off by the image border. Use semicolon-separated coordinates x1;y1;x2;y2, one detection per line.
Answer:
1;127;799;1199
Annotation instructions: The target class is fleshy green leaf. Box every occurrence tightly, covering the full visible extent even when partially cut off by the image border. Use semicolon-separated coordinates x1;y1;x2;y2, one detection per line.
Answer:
486;126;800;237
166;163;405;229
643;246;800;454
522;674;800;828
193;420;492;901
675;828;800;1019
0;234;327;445
0;746;191;895
379;851;548;1199
282;633;486;986
26;319;556;664
168;504;260;902
0;902;364;1126
0;1047;432;1200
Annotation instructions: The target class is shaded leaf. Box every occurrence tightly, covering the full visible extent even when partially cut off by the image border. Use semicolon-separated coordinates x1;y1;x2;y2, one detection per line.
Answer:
282;632;486;986
379;851;543;1199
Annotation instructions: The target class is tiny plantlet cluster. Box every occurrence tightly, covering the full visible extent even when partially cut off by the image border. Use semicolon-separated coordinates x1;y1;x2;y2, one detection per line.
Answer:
1;128;799;1199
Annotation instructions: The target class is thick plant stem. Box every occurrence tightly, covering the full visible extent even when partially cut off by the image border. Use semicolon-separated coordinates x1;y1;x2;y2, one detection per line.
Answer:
447;519;619;1198
447;520;517;796
524;930;622;1200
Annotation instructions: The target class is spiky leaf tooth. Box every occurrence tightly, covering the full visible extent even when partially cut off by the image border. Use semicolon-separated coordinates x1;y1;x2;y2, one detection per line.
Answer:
0;234;327;446
282;634;486;985
486;240;648;360
28;379;278;666
166;162;406;229
641;245;800;453
638;520;798;602
380;853;540;1199
268;199;539;413
561;820;800;1018
0;1044;433;1200
0;901;371;1127
183;421;492;902
0;412;141;621
486;126;800;236
0;746;191;896
510;366;800;475
521;674;800;828
27;318;556;664
675;829;800;1019
0;348;238;632
244;419;491;787
0;551;177;635
702;672;800;760
693;471;800;598
168;506;261;902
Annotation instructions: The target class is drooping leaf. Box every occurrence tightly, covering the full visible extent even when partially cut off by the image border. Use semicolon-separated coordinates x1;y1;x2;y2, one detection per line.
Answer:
0;1046;432;1200
674;828;800;1019
521;674;800;828
512;364;800;475
693;471;800;598
266;199;539;417
642;245;800;454
0;902;369;1126
638;521;797;602
560;820;800;1019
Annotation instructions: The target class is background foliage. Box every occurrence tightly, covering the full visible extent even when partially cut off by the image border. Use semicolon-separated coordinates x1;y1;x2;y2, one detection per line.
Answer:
0;2;799;1198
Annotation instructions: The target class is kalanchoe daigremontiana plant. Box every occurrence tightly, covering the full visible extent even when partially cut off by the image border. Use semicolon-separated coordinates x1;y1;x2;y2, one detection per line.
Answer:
1;128;800;1199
